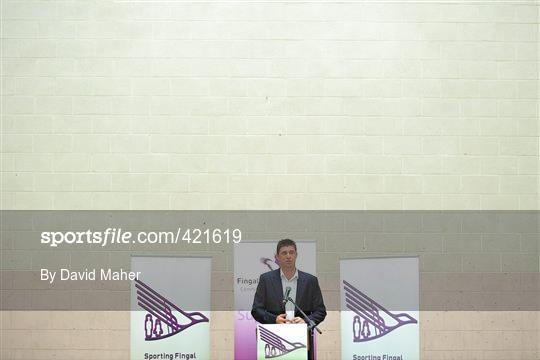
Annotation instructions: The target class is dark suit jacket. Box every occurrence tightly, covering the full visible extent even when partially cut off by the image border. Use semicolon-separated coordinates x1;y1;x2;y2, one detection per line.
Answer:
251;269;326;325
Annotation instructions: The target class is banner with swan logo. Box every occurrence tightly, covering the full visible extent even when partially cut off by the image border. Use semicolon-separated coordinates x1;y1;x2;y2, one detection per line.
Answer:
340;257;419;360
234;241;316;360
257;324;308;360
131;256;211;360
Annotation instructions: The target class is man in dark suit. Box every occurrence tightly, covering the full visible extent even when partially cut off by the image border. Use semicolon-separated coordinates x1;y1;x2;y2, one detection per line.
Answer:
251;239;326;359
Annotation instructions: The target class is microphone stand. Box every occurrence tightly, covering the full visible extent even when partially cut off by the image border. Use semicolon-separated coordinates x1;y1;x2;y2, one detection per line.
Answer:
284;296;322;335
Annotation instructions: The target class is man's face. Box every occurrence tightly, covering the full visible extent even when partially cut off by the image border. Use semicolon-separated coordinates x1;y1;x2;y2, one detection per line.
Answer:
277;245;297;270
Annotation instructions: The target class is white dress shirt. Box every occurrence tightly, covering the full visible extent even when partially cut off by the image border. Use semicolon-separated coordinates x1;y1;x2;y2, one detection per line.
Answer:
280;268;298;320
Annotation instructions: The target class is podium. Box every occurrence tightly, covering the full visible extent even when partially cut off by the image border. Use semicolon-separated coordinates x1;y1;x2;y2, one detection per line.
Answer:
256;324;311;359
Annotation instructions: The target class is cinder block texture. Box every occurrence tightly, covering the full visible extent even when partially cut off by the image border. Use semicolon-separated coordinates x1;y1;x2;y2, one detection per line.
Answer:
1;211;538;358
1;1;538;210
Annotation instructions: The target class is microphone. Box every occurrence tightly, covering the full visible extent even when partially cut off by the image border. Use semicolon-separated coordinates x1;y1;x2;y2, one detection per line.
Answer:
283;286;291;304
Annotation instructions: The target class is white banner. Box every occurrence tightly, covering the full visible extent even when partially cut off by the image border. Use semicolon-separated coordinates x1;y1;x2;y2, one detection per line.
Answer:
257;324;308;360
234;241;316;360
131;256;211;360
340;257;419;360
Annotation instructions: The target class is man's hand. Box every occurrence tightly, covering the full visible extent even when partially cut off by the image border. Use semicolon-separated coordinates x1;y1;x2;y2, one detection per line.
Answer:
276;314;288;324
292;317;305;324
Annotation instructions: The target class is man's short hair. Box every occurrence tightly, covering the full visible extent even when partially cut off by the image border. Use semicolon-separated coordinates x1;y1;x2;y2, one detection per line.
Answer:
276;238;297;254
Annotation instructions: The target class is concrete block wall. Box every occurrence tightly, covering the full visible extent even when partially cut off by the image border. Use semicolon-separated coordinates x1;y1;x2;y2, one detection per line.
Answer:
1;0;539;359
1;212;538;359
1;0;538;210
